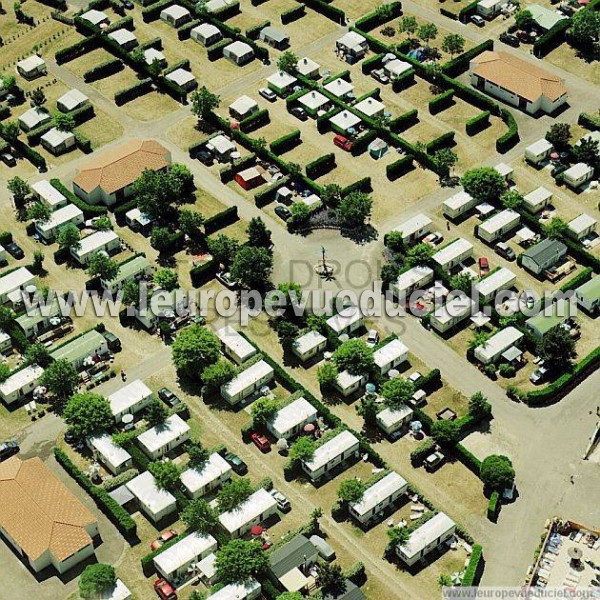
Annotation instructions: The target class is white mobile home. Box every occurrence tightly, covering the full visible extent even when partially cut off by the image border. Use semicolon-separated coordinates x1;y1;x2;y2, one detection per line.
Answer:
35;203;84;242
14;297;61;339
0;331;11;354
323;78;354;99
296;56;320;78
563;163;594;189
575;276;600;314
71;230;120;265
223;41;255;66
135;288;189;331
442;191;477;220
474;267;517;303
373;338;408;375
430;293;476;333
166;68;196;92
432;239;474;272
396;512;456;566
100;255;153;293
137;414;190;459
384;59;412;79
0;267;35;304
326;306;364;336
126;471;177;522
218;489;278;538
215;325;257;364
292;330;327;362
334;370;367;397
478;210;520;244
18;107;51;132
393;214;432;246
349;472;408;525
57;89;90;113
376;405;414;438
154;533;217;583
567;214;597;241
206;134;236;162
336;31;368;60
49;329;108;369
207;580;261;600
301;430;360;481
228;96;259;121
474;326;524;364
220;360;274;405
298;91;329;116
181;452;232;499
523;187;552;213
267;397;318;440
17;55;47;79
40;128;76;155
191;23;222;46
87;434;133;475
0;364;43;405
329;110;362;135
160;4;191;26
477;0;504;18
80;9;109;26
494;162;514;182
31;180;68;211
107;29;138;50
354;97;386;119
525;138;553;166
109;379;153;423
391;266;434;300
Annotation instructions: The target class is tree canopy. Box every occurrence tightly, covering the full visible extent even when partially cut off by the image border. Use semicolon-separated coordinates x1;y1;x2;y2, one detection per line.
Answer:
276;50;298;74
56;223;81;250
148;460;181;491
317;361;338;388
181;498;218;533
405;242;434;267
144;398;168;426
27;201;51;223
332;338;374;375
201;359;236;389
337;191;373;228
207;234;240;268
230;246;273;289
215;539;268;583
545;122;571;151
134;169;184;223
87;252;119;281
461;167;506;203
441;33;465;57
468;391;492;419
190;86;221;123
381;377;415;409
172;325;221;377
431;419;460;446
246;217;272;249
251;396;280;426
64;393;113;438
154;268;179;291
187;440;210;469
337;477;365;503
289;435;316;463
537;325;576;371
79;564;116;599
217;478;253;512
40;359;79;402
480;454;515;490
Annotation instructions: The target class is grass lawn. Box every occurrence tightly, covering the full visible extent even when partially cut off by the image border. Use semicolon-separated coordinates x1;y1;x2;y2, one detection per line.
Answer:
545;44;600;85
87;66;141;98
76;108;124;149
121;90;181;121
330;0;383;19
63;47;117;78
166;115;208;151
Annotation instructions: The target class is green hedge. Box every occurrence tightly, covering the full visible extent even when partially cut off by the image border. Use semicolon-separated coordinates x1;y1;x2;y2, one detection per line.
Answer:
578;112;600;131
83;57;123;82
462;545;483;586
54;448;137;538
306;153;336;179
533;18;570;58
426;131;455;153
114;78;152;105
104;15;134;32
389;109;418;133
244;20;269;40
361;53;384;75
302;0;345;24
239;109;270;133
442;39;493;77
204;206;239;235
12;139;47;171
391;68;415;92
354;1;402;31
350;129;378;156
55;36;100;64
255;176;290;207
140;36;163;50
487;491;500;521
466;110;490;136
177;18;200;40
281;3;305;24
74;131;92;153
50;179;107;216
189;258;218;287
410;438;435;465
459;0;479;22
270;130;301;155
443;74;500;115
207;37;233;61
560;267;592;292
141;0;173;21
496;108;519;153
322;69;350;86
386;155;414;180
341;177;371;196
429;88;454;115
440;6;459;20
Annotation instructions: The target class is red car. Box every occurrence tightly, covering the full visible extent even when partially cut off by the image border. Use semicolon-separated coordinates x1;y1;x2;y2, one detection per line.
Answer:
333;134;352;151
478;256;490;276
154;579;177;600
150;529;178;551
251;432;271;452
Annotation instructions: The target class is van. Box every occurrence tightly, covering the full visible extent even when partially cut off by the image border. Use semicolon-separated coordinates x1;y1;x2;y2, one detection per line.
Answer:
333;134;352;151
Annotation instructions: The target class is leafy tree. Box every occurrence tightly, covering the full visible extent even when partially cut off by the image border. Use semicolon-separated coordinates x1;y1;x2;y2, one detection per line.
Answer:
418;23;438;46
207;234;240;268
135;170;183;223
150;226;179;252
79;564;116;599
569;9;600;49
148;460;181;490
500;189;524;210
432;148;458;177
468;391;492;419
170;163;195;197
515;9;534;30
276;319;299;348
154;268;179;291
277;50;298;73
405;242;433;267
268;281;303;318
27;201;51;223
0;75;17;93
25;343;52;368
1;120;20;142
381;262;400;289
251;396;280;426
246;217;272;249
441;33;465;57
337;191;373;228
0;306;14;331
385;231;405;253
316;562;346;595
332;338;374;375
537;325;576;371
148;57;163;79
64;393;112;438
144;398;168;426
545;123;571;151
317;361;338;388
217;477;253;512
543;216;568;239
94;216;112;231
321;183;342;207
56;223;81;250
277;593;304;600
53;111;75;132
190;592;206;600
215;539;268;583
337;478;365;503
7;176;30;204
387;526;410;546
289;435;316;463
187;440;210;469
178;208;204;239
230;246;273;289
381;377;414;409
288;201;311;229
201;358;236;389
87;252;119;281
431;420;460;446
0;363;11;383
190;86;221;124
121;279;140;307
181;498;218;533
449;272;474;294
357;395;378;427
467;330;490;351
573;137;600;171
172;325;220;376
40;359;78;401
480;454;515;490
398;15;418;38
461;167;506;203
30;87;46;107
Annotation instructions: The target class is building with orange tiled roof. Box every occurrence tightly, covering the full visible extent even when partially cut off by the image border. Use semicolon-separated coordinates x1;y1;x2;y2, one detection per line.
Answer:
469;51;568;115
72;139;171;206
0;456;98;574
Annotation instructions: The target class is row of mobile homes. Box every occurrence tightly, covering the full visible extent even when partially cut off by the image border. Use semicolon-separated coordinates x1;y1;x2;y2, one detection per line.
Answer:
525;138;553;166
215;326;257;364
474;327;524;364
373;338;408;375
326;306;364;337
35;203;84;242
0;267;35;305
100;255;153;293
567;214;597;241
563;163;594;189
31;180;68;211
0;364;43;405
391;266;434;301
137;414;190;460
575;276;600;314
301;430;360;481
334;370;367;397
523;187;552;213
50;329;108;369
475;267;517;304
71;230;120;265
109;379;153;423
126;471;177;522
392;214;432;246
349;472;408;525
181;452;232;499
432;239;474;272
220;360;274;405
526;298;573;338
266;397;318;440
154;533;217;583
442;191;477;220
395;512;456;566
478;210;520;244
218;488;278;538
430;294;476;333
207;581;261;600
376;405;414;439
522;239;567;276
292;330;327;362
87;434;133;475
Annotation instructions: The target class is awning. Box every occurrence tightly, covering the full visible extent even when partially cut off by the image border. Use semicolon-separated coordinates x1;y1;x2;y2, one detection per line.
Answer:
280;567;311;592
516;226;536;243
470;311;491;327
476;203;495;217
501;346;522;362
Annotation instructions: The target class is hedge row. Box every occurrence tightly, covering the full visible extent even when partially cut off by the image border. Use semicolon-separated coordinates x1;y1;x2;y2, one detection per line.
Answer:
351;129;378;156
341;177;371;196
458;0;479;22
55;35;99;64
410;438;435;465
466;110;490;136
207;37;233;61
281;3;305;24
391;67;415;92
140;36;163;50
74;131;92;153
204;206;239;235
54;448;137;538
322;69;350;86
386;155;414;180
189;257;218;287
306;153;336;179
50;178;107;216
105;15;134;32
578;112;600;131
270;130;301;155
442;74;500;115
83;57;123;82
487;491;500;521
440;6;459;20
496;108;519;153
177;18;201;40
239;109;270;133
302;0;345;24
462;545;484;586
442;39;494;77
354;1;402;32
37;0;67;9
533;18;570;58
361;53;384;75
453;442;482;477
559;267;592;293
426;130;455;153
429;88;454;115
114;78;153;105
163;58;190;75
141;0;173;21
11;139;47;171
389;109;418;133
255;176;290;207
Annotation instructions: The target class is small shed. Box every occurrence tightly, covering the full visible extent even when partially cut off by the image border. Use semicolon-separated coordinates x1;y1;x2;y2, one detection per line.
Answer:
125;207;154;234
108;29;138;50
207;580;261;600
494;162;514;181
384;59;412;79
326;305;364;336
376;405;414;437
40;128;76;155
101;254;153;293
223;41;255;66
160;4;191;27
259;26;290;50
477;0;504;18
166;68;197;91
18;107;51;132
296;56;320;78
229;95;259;120
334;370;367;397
235;166;264;190
0;331;12;354
35;203;84;242
349;472;408;525
567;213;597;241
396;512;456;566
430;293;476;333
17;55;47;79
267;71;297;96
474;267;517;303
71;230;120;265
575;276;600;314
0;267;35;305
525;138;553;165
0;364;43;405
301;430;360;481
292;330;327;362
523;187;552;213
368;137;388;159
191;23;222;46
521;238;567;275
154;532;217;582
563;163;594;189
354;97;385;119
526;298;573;338
57;89;90;113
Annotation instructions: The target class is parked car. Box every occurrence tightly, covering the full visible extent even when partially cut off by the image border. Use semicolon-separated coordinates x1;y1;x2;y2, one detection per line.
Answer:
551;163;569;178
250;432;271;452
102;331;121;352
371;68;390;84
150;529;178;551
1;152;16;167
470;15;485;26
530;366;548;384
154;579;177;600
5;242;24;259
158;387;181;408
478;256;490;276
494;242;515;261
424;451;445;471
502;481;516;501
270;488;291;512
0;441;19;462
366;329;379;347
122;0;134;8
216;271;236;288
422;231;444;246
195;148;214;166
499;32;520;47
333;134;352;151
290;107;308;121
223;451;248;475
259;87;277;102
274;204;292;221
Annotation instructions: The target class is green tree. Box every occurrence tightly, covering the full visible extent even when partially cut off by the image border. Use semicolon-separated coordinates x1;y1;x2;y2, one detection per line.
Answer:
316;562;346;596
79;564;116;599
405;242;433;267
172;325;220;377
190;86;221;124
217;478;253;512
1;120;20;143
461;167;506;203
500;189;524;210
64;393;112;438
207;234;240;268
381;262;400;290
537;325;576;371
288;202;311;229
40;359;78;401
94;216;112;231
230;246;273;289
449;272;474;294
431;420;460;446
515;9;534;30
7;176;30;204
337;478;365;503
277;593;304;600
135;170;182;223
148;460;181;490
27;201;51;223
276;319;299;349
246;217;272;249
469;391;492;419
381;377;414;409
357;395;378;427
543;216;568;239
0;75;17;93
569;9;600;49
438;573;452;588
545;123;571;151
277;50;298;73
337;191;373;228
289;435;316;463
30;87;46;107
25;343;51;367
480;454;515;490
0;306;14;331
321;183;342;207
418;23;438;46
468;330;491;351
317;361;338;388
187;440;210;468
150;226;179;252
387;525;410;546
148;57;163;79
87;252;119;281
441;33;465;57
190;592;206;600
573;137;600;171
121;279;140;307
215;539;268;583
398;15;418;38
56;223;80;250
332;338;374;375
181;498;218;533
432;148;458;177
144;398;168;426
170;163;195;197
178;208;204;239
251;395;280;426
201;359;236;389
385;231;405;253
154;268;179;291
53;111;75;132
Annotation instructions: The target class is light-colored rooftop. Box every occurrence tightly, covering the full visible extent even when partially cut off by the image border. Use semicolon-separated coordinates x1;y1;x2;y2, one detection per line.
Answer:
218;488;277;533
303;430;359;472
108;379;153;417
268;397;318;436
154;532;217;575
180;452;232;495
351;471;407;517
126;471;176;514
137;414;190;453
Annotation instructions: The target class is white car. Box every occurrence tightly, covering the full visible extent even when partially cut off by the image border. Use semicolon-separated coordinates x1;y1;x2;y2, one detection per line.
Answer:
366;329;379;347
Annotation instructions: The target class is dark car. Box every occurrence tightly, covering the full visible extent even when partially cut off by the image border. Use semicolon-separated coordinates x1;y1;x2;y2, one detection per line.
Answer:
223;451;248;475
122;0;134;7
102;331;121;352
494;242;516;261
274;204;292;221
1;152;17;167
5;242;24;259
0;441;19;462
195;148;214;166
290;107;308;121
499;32;520;47
158;387;181;408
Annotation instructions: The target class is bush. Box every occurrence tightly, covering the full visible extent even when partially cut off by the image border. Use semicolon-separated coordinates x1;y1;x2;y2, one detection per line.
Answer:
442;39;493;77
533;18;570;58
487;491;500;521
426;131;455;153
442;74;499;115
453;443;482;476
498;363;516;378
114;79;153;105
55;36;100;64
496;109;519;153
207;37;233;61
302;0;345;24
354;1;402;31
189;258;218;287
306;153;336;179
141;0;173;21
281;3;305;24
462;545;483;585
245;20;270;40
341;177;371;197
410;438;435;466
345;561;367;585
104;15;134;32
83;57;123;82
50;179;108;217
391;68;415;92
351;129;378;156
239;109;270;133
389;109;418;133
361;53;384;75
270;130;301;155
440;6;459;19
204;206;238;235
578;112;600;131
386;155;414;180
560;267;593;292
74;131;92;153
466;110;490;136
429;88;454;115
12;139;47;171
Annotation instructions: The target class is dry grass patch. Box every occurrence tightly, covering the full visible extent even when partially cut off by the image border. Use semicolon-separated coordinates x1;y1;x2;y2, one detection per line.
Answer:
330;0;382;19
76;108;124;149
88;65;140;97
166;115;208;151
122;90;181;121
63;47;117;78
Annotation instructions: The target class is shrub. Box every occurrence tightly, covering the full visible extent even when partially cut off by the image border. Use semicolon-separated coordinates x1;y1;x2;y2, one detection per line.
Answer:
533;18;570;58
55;36;100;64
281;3;305;24
559;267;592;292
429;89;454;115
189;258;218;288
207;37;233;61
361;52;384;75
204;206;238;235
386;155;414;180
351;129;378;156
466;111;490;136
578;112;600;131
270;130;301;155
114;79;152;105
391;68;415;92
306;153;336;179
239;109;270;133
496;109;519;153
341;177;371;197
442;39;493;77
410;438;435;466
440;6;459;20
458;0;479;22
141;0;173;21
12;140;47;171
177;19;201;40
442;74;499;115
354;1;402;31
83;57;123;82
487;491;500;521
